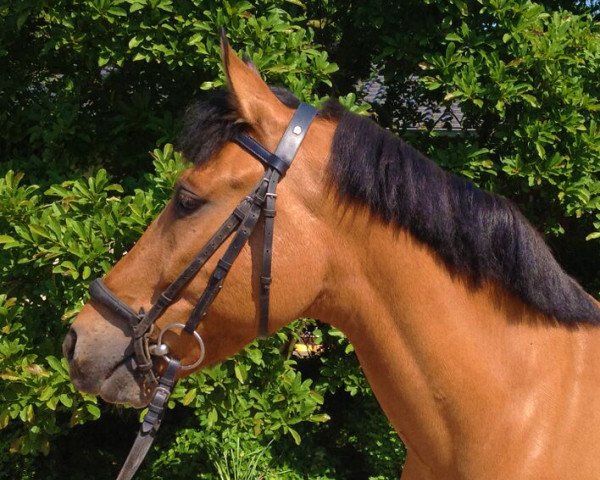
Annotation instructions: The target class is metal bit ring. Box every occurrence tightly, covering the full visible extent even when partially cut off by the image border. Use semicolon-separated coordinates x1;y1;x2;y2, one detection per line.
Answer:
155;323;206;371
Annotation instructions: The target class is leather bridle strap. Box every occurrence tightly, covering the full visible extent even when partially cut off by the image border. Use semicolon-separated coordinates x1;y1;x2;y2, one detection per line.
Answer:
235;103;318;337
181;103;318;335
182;173;271;332
89;197;250;384
88;102;317;480
132;198;251;337
116;358;179;480
91;194;252;335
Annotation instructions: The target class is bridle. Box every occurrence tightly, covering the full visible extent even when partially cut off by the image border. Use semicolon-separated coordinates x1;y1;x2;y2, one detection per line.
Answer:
88;103;318;480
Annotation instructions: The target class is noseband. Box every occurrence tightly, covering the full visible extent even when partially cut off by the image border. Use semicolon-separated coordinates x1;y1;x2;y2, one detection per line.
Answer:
88;103;317;480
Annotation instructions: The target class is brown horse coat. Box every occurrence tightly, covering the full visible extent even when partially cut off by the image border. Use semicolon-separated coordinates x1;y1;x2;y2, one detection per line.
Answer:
64;41;600;479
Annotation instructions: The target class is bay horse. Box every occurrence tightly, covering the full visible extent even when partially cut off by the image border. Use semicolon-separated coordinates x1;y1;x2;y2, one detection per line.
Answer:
63;38;600;479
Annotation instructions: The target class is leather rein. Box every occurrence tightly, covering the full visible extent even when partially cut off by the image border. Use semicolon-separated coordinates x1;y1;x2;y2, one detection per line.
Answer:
88;103;318;480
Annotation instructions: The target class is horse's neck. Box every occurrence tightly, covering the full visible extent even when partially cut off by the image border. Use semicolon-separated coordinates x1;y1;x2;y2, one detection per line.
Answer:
310;213;600;475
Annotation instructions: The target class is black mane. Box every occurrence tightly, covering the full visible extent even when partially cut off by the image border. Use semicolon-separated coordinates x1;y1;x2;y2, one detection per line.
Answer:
178;90;600;325
177;90;242;168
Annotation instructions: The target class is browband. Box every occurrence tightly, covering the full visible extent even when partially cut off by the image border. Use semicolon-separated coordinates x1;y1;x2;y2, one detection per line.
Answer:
233;102;318;174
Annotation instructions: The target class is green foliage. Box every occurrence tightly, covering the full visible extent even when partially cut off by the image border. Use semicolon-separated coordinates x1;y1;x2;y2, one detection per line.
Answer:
419;0;600;241
0;0;338;178
1;0;599;478
209;438;287;480
0;146;181;456
170;328;327;447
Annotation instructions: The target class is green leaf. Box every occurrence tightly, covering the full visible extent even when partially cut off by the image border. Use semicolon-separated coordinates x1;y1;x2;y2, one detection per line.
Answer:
0;411;9;429
246;348;262;365
454;0;468;15
108;7;127;16
128;37;142;49
86;404;101;418
130;3;145;12
234;364;247;383
29;224;51;239
207;407;218;426
46;356;65;373
82;266;91;280
46;397;59;411
39;386;56;402
309;413;331;423
445;33;462;42
521;94;539;108
444;91;462;101
288;427;301;445
59;394;73;408
182;388;197;406
16;12;29;29
534;142;545;159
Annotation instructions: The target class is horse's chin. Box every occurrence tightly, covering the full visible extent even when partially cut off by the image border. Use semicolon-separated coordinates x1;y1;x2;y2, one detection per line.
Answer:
98;360;151;408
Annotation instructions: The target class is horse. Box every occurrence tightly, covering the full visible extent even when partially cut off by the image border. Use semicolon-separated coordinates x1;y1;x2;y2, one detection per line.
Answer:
63;37;600;479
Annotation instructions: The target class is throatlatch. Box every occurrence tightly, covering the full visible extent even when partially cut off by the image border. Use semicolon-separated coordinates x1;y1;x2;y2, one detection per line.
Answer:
89;103;317;480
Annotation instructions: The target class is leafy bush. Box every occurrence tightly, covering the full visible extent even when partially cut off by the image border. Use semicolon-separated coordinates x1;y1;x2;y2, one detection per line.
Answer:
1;0;337;179
419;1;600;242
0;147;180;456
1;0;598;478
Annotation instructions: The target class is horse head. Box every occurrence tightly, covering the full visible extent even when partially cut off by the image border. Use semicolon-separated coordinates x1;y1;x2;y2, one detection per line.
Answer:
63;37;335;407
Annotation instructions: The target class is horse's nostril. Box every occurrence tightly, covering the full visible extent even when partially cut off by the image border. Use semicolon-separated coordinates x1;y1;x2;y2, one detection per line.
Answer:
62;327;77;362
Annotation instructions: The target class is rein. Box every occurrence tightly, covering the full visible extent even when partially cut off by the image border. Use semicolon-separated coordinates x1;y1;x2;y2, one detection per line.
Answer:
89;103;317;480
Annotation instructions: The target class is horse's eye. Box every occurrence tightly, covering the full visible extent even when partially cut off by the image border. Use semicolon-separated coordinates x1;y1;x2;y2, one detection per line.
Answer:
175;188;205;214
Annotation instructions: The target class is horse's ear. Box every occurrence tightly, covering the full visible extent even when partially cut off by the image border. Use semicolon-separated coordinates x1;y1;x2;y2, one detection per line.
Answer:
242;55;261;76
220;31;288;136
